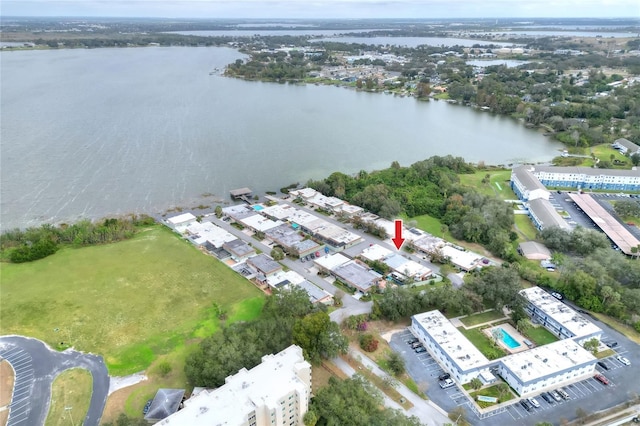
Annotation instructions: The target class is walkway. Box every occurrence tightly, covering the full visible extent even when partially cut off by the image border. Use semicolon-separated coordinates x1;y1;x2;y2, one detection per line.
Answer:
332;348;451;426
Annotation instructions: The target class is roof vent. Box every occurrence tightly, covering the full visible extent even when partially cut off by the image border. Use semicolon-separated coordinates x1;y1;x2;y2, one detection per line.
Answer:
543;358;548;363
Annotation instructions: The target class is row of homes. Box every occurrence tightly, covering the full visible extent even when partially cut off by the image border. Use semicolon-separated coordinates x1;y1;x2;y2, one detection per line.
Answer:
411;286;602;397
313;253;383;293
165;213;332;305
360;244;433;283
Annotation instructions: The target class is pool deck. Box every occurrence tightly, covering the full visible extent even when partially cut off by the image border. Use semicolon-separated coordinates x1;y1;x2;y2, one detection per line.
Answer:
483;323;529;354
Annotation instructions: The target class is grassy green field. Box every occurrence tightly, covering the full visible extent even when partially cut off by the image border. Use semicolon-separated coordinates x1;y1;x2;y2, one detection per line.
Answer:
459;310;506;328
514;215;539;241
45;368;92;426
591;144;631;168
458;169;517;200
0;225;264;375
524;325;559;346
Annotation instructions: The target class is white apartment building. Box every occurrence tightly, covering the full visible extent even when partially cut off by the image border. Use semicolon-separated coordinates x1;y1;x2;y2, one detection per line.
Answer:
498;339;596;396
520;287;602;344
160;345;311;426
511;166;550;201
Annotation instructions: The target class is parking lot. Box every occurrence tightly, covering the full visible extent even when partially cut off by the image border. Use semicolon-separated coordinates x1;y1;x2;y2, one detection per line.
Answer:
390;318;640;426
0;346;34;425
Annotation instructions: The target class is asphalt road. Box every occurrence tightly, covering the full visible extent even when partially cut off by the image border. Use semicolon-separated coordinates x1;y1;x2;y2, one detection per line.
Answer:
0;335;109;426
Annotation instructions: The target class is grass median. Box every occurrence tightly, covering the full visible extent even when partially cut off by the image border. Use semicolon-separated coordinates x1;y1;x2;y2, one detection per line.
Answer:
0;225;264;375
45;368;92;426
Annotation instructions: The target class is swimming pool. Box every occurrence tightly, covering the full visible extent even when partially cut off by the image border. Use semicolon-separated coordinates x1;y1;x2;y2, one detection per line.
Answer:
500;328;521;349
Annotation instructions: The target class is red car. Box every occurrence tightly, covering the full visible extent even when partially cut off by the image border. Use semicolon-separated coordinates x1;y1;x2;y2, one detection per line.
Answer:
594;374;609;385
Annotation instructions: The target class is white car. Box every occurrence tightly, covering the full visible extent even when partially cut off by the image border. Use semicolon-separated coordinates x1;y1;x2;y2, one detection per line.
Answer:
527;397;540;408
617;356;631;366
439;378;455;389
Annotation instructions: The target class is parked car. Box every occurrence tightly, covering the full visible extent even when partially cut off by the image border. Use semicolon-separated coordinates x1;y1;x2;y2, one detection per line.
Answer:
605;341;618;348
597;361;610;370
406;338;418;345
594;374;610;385
616;355;631;366
551;390;562;402
439;373;451;381
143;399;153;415
557;388;570;400
540;392;554;404
415;347;427;354
439;378;455;389
527;397;540;408
551;292;563;300
519;400;532;412
411;342;423;349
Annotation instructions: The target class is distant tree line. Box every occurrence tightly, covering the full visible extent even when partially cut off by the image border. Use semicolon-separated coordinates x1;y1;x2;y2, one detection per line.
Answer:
308;156;515;257
0;215;154;263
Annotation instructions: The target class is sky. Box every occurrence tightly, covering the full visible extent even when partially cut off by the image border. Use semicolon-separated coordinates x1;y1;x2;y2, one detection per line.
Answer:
1;0;639;19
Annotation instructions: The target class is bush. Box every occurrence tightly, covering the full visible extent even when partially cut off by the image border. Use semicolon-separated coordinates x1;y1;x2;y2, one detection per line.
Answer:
359;334;379;352
157;361;172;377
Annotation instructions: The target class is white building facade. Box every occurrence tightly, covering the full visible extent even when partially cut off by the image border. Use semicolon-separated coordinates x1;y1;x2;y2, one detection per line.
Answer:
161;345;311;426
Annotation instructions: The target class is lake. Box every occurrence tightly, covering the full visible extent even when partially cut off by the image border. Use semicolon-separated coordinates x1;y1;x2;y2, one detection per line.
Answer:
170;29;395;37
466;60;531;68
0;47;561;229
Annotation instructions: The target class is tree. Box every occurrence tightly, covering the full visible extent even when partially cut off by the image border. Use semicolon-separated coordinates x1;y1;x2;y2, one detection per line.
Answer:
270;247;285;260
469;377;483;390
448;406;469;426
576;407;589;425
583;338;599;355
386;351;406;376
293;311;347;364
614;200;640;218
334;289;344;307
516;319;530;334
214;205;223;218
465;266;522;310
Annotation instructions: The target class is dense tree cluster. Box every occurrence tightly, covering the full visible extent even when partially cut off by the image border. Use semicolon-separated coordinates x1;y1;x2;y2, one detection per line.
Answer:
539;226;610;255
185;288;346;387
305;375;423;426
0;216;153;263
309;156;514;257
464;266;522;311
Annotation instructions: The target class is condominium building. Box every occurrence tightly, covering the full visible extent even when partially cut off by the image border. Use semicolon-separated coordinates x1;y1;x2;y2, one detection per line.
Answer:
520;287;602;344
511;166;550;201
532;166;640;192
160;345;311;426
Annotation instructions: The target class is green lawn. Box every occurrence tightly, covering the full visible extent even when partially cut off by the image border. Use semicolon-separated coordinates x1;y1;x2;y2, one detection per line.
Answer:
45;368;92;426
470;382;516;407
514;215;538;241
0;225;263;375
459;310;506;328
590;144;631;169
458;170;517;200
458;326;507;360
524;325;559;346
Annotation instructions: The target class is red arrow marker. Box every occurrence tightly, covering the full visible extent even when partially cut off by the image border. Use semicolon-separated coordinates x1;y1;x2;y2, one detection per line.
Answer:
392;219;405;250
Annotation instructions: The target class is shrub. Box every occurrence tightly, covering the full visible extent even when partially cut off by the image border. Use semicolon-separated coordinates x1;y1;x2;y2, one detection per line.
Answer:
359;334;379;352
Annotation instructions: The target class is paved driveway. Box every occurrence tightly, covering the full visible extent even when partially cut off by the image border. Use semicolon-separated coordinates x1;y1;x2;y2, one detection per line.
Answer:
0;336;109;426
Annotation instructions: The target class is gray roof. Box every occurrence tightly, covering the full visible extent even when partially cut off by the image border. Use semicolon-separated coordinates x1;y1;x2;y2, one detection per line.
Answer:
293;239;321;252
527;199;571;230
333;262;379;292
614;138;640;152
512;166;548;192
533;165;640;177
247;254;282;275
264;223;303;247
518;241;551;258
144;388;185;421
296;280;331;303
223;239;255;257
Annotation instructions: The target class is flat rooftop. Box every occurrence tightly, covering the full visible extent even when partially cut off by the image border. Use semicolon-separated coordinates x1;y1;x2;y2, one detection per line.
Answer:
183;221;237;248
240;214;283;232
260;204;298;220
568;192;640;255
167;212;196;226
413;310;490;372
441;245;482;270
314;253;350;271
360;244;392;262
332;261;380;292
161;345;309;425
500;339;596;384
521;287;602;338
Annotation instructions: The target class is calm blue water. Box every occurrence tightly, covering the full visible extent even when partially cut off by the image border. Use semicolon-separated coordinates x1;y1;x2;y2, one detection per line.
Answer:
500;328;521;349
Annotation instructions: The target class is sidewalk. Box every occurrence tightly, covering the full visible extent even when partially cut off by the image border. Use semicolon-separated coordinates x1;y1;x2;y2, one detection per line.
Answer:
336;348;452;426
